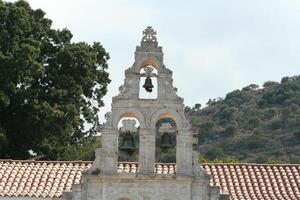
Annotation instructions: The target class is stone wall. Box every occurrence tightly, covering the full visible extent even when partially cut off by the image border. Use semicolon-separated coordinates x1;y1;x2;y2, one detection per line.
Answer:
63;173;222;200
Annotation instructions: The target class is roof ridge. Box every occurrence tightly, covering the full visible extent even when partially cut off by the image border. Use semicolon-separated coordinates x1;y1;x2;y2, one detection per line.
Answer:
201;162;300;166
0;159;92;164
0;159;299;166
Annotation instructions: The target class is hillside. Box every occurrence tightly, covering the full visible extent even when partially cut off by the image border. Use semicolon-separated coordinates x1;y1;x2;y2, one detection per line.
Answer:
186;75;300;163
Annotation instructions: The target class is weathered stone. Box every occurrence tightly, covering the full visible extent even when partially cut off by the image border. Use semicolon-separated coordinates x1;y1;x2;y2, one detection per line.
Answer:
63;26;226;200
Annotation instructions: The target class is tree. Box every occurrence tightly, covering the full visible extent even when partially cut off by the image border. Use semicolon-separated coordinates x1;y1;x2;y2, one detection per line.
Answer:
0;0;110;160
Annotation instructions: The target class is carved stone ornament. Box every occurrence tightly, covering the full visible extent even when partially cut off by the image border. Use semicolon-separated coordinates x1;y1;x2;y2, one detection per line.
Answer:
142;26;157;43
140;26;158;48
102;111;112;129
118;85;124;94
120;119;138;133
115;79;131;98
140;66;157;78
158;122;175;133
104;112;111;120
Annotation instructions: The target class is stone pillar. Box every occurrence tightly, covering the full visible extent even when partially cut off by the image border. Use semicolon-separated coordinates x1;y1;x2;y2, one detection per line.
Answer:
176;130;193;176
157;74;167;99
125;72;140;99
100;129;118;174
138;129;156;175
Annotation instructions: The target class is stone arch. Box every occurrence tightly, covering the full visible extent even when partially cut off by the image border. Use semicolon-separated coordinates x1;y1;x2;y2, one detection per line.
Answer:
113;109;146;129
112;192;143;200
150;109;184;130
141;59;158;68
136;57;161;70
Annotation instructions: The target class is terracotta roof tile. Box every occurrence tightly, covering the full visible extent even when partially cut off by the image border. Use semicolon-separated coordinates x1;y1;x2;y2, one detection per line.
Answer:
0;160;299;199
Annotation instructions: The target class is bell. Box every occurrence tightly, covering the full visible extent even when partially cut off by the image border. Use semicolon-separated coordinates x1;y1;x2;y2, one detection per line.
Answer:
120;132;136;154
143;77;154;93
160;132;173;153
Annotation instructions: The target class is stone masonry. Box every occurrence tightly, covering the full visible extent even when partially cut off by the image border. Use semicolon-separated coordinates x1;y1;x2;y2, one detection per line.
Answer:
62;26;227;200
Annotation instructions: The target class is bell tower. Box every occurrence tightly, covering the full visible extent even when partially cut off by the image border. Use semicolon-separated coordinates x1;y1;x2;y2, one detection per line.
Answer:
94;26;196;176
63;26;227;200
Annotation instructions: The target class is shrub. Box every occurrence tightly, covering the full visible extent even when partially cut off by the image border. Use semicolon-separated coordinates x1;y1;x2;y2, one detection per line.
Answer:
224;125;237;137
270;117;283;129
204;147;224;160
255;156;268;163
293;129;300;140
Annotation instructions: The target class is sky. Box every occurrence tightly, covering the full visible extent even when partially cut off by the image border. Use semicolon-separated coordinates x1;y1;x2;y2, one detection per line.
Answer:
8;0;300;122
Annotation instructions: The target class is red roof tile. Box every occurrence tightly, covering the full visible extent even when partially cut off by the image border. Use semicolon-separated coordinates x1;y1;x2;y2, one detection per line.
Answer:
0;160;299;200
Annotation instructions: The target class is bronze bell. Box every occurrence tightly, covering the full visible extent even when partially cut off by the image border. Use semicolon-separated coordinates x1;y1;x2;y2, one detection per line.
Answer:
143;77;154;93
160;132;173;153
120;132;136;154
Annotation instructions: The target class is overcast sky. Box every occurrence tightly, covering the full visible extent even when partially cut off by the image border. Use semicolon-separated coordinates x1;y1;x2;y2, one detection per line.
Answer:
9;0;300;121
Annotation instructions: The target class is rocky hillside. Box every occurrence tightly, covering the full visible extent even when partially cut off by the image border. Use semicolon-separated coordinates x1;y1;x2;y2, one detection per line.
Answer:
186;75;300;163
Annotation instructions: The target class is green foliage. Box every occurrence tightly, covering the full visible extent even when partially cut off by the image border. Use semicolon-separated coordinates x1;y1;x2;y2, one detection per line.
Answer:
255;155;268;163
293;128;300;140
198;155;240;163
0;1;110;160
240;136;265;150
204;146;224;160
186;75;300;163
224;124;237;137
270;117;283;129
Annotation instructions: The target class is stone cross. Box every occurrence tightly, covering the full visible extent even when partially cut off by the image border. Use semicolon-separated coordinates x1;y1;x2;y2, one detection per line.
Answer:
142;26;157;43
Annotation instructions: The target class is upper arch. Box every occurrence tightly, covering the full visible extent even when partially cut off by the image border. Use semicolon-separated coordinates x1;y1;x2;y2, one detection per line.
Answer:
150;109;184;130
141;59;158;68
113;109;146;129
135;57;161;70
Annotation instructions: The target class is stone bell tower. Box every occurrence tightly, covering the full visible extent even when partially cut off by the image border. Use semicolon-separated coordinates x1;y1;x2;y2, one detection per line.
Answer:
63;27;227;200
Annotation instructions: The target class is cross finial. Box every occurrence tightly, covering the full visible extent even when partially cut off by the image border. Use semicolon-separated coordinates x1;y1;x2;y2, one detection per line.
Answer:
140;26;158;48
142;26;157;43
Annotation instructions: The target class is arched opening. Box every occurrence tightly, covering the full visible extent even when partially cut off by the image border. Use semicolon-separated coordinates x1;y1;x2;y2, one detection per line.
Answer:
141;59;158;68
118;117;140;162
155;117;177;163
139;65;157;99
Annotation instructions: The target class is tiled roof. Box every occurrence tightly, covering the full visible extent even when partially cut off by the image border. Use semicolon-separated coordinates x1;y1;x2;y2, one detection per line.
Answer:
202;164;300;200
0;160;299;200
0;160;91;198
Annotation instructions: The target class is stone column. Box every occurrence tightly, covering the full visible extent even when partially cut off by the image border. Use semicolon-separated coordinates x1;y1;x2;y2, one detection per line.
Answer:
118;69;141;100
157;74;167;99
138;129;156;175
100;129;118;174
176;130;193;176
